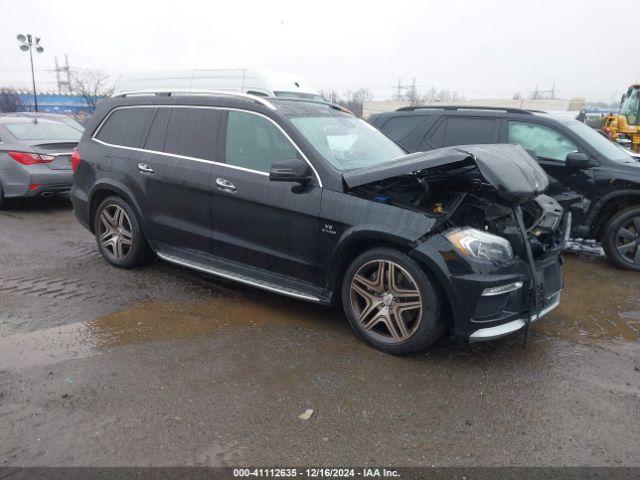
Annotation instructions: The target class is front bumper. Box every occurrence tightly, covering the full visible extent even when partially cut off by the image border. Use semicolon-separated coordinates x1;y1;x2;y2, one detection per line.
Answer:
409;234;564;343
468;292;561;342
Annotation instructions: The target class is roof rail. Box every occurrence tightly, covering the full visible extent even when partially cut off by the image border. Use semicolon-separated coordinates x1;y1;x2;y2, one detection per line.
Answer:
111;89;277;110
396;105;535;115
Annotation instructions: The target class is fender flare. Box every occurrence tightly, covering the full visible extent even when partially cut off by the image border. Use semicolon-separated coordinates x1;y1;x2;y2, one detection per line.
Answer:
584;189;640;235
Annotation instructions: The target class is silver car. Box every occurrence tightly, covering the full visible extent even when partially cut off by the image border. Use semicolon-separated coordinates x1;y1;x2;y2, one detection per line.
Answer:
0;115;82;208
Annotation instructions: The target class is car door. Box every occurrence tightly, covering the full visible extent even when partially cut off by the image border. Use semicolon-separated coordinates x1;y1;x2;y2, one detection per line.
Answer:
131;106;223;253
503;119;595;228
209;109;322;285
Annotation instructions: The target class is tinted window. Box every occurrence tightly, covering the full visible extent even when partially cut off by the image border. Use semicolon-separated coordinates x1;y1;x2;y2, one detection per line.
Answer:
508;121;578;162
380;116;424;142
226;111;299;172
423;116;497;149
444;117;497;146
6;121;81;141
95;108;155;148
144;108;170;151
164;108;221;161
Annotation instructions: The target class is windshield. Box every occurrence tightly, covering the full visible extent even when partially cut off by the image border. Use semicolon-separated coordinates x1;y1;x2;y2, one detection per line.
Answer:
565;120;633;162
5;121;82;141
620;88;640;126
290;115;406;170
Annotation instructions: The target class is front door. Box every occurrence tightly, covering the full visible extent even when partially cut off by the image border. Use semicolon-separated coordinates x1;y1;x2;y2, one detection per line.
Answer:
209;110;322;285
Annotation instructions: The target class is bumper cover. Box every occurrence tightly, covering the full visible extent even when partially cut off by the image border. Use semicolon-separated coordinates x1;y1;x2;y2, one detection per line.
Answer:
469;292;561;342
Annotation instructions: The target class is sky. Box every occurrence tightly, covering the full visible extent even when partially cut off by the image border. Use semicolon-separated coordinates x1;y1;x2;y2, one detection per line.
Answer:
1;0;638;102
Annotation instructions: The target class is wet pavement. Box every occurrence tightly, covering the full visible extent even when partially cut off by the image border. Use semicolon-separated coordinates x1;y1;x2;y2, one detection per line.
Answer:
0;198;639;467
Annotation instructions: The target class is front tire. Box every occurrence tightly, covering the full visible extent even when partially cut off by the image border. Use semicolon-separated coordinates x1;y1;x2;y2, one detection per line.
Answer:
94;196;151;268
341;247;446;354
602;206;640;271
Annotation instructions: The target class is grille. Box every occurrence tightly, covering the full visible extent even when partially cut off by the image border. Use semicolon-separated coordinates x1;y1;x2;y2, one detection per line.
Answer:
473;294;511;319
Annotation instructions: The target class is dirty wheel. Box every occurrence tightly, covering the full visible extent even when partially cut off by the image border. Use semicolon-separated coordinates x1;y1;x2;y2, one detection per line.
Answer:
603;207;640;271
341;247;446;354
94;196;151;268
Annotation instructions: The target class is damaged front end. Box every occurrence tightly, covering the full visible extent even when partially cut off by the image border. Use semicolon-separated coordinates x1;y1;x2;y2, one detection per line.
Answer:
344;144;570;342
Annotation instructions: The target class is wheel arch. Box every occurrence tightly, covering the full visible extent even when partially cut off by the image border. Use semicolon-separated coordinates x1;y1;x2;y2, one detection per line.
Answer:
88;181;147;236
588;190;640;240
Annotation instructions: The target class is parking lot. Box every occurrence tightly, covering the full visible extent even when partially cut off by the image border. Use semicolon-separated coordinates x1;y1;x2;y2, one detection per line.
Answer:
0;198;639;467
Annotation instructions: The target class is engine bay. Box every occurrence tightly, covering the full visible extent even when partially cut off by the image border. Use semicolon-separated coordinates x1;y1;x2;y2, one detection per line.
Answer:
349;162;566;257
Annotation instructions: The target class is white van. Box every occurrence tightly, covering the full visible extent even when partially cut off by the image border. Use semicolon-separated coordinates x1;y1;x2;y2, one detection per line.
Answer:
114;68;322;100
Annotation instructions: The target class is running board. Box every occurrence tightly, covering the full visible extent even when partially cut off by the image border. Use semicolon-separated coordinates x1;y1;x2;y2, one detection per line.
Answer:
157;251;322;303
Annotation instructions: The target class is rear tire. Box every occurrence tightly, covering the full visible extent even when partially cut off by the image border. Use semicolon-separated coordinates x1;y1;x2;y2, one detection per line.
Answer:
94;196;152;268
602;206;640;271
341;247;447;354
0;183;4;210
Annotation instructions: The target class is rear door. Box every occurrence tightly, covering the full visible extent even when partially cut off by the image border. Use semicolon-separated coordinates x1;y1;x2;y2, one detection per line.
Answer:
138;106;223;252
209;109;322;285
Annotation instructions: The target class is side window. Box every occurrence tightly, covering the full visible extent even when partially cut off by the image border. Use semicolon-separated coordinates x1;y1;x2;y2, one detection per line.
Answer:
144;108;170;151
379;116;424;143
95;108;156;148
443;117;498;146
164;108;222;161
225;111;299;173
508;121;578;162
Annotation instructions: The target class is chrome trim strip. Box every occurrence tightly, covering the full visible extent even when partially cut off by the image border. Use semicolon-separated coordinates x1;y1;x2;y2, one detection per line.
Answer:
112;89;277;111
157;251;321;303
91;105;323;187
469;293;561;343
481;281;524;297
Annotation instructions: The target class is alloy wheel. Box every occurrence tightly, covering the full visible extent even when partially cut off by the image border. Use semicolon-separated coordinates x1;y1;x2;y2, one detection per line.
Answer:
98;204;133;260
615;216;640;266
349;259;423;344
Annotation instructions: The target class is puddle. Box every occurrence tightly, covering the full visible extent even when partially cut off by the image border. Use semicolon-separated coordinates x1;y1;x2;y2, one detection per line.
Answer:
2;255;639;370
0;294;341;369
536;255;640;343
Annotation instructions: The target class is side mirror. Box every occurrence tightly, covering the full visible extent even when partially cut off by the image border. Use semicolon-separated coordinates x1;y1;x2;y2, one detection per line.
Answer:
565;152;592;169
269;158;312;184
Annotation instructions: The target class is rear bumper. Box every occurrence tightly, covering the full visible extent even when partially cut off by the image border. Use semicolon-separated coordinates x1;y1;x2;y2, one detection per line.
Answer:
1;163;73;198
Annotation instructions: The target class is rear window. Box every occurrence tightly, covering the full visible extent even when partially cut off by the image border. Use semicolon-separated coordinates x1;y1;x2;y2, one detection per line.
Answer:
5;121;81;141
94;108;156;148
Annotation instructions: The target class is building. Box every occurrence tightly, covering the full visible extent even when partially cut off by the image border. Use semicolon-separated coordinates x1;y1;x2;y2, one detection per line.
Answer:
17;92;102;114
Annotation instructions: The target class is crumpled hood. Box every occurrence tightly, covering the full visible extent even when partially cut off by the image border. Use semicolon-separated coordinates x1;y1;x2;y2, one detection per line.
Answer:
343;144;549;204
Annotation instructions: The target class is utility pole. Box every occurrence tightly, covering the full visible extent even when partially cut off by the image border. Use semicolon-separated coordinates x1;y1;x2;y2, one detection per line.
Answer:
55;55;71;93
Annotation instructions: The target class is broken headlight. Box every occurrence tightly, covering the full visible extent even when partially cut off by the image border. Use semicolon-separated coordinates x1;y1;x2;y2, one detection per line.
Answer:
446;227;514;262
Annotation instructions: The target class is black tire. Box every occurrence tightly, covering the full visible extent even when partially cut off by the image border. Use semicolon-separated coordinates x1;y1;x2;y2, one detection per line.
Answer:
0;182;4;210
93;196;152;268
602;206;640;271
341;247;447;354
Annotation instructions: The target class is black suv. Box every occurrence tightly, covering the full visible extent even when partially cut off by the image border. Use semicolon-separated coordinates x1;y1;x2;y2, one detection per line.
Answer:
71;92;566;354
370;106;640;270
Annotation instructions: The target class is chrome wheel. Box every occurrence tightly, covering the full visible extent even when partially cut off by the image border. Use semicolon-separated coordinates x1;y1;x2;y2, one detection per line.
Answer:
615;217;640;266
349;259;423;344
98;204;133;260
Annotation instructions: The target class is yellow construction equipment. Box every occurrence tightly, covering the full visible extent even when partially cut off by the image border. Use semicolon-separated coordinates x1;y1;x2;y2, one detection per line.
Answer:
603;84;640;153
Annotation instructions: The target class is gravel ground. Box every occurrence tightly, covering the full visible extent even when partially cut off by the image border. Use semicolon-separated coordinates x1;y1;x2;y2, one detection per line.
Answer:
0;198;639;467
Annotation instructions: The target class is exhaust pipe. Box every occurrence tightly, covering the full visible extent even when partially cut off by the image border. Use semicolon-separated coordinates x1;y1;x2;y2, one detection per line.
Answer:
41;192;54;198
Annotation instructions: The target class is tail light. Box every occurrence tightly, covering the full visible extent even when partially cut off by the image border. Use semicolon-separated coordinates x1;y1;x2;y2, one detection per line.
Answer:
70;149;81;172
8;151;55;165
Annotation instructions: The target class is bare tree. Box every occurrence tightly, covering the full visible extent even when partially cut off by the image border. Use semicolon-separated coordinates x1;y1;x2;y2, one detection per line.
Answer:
339;88;373;117
404;84;423;106
70;69;114;111
320;89;341;104
0;88;23;113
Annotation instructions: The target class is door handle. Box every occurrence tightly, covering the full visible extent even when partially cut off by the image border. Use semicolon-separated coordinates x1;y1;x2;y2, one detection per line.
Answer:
215;177;236;192
137;163;154;174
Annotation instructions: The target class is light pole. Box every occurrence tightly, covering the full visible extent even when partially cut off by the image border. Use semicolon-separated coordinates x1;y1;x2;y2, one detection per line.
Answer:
17;34;44;112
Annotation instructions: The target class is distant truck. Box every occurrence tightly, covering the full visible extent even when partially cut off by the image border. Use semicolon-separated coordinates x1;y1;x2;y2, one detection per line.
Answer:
114;68;322;100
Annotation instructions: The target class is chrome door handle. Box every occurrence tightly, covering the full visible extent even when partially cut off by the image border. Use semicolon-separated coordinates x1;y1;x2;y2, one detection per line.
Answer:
137;163;154;174
215;177;236;192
